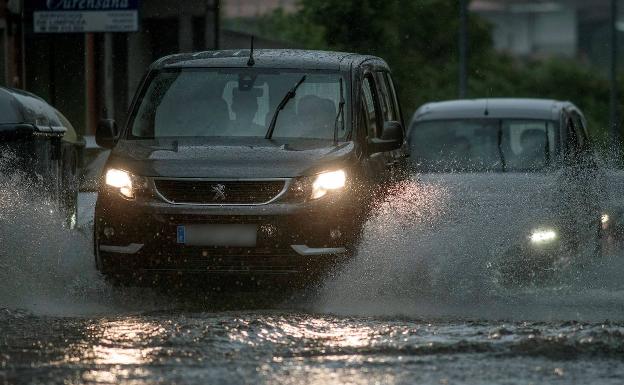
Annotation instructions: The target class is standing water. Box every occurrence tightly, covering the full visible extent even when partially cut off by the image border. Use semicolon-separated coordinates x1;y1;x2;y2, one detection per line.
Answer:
2;156;624;384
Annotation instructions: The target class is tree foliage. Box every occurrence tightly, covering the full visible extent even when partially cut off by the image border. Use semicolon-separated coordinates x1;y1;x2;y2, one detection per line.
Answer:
257;0;615;140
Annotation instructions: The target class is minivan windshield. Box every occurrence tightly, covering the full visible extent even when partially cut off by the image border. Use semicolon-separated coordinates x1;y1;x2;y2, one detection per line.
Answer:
409;119;558;172
130;68;349;140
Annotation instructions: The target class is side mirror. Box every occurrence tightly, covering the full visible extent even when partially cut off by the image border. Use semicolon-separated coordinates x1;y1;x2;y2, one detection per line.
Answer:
369;121;404;153
96;119;119;149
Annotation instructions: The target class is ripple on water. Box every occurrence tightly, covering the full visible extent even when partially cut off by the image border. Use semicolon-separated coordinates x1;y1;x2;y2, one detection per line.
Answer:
3;312;624;384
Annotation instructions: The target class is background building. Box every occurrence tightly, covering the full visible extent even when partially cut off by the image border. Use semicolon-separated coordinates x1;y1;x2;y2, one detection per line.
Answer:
471;0;624;70
222;0;297;18
0;0;291;135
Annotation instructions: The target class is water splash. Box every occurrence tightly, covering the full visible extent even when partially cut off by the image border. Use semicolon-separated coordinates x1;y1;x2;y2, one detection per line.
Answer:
317;171;624;322
0;150;176;316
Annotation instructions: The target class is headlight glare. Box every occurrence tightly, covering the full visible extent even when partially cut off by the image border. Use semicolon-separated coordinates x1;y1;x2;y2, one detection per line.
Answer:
311;170;346;199
529;228;557;244
105;168;134;198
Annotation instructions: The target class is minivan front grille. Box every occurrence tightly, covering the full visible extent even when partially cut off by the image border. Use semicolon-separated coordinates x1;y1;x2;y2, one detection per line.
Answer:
153;179;286;205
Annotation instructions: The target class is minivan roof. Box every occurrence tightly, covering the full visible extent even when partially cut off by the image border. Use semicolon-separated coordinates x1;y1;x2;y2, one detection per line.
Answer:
151;49;387;72
412;98;576;123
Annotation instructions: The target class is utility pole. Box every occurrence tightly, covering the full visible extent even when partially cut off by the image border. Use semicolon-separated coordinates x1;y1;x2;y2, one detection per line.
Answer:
205;0;220;50
104;33;115;120
610;0;620;157
214;0;220;49
85;33;96;135
19;3;25;89
458;0;468;99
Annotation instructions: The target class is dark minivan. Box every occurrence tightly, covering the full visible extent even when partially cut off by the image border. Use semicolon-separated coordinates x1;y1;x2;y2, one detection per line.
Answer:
94;49;407;283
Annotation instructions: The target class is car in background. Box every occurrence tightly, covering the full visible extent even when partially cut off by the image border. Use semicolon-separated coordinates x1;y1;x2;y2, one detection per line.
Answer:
408;98;603;285
0;87;84;227
94;49;407;285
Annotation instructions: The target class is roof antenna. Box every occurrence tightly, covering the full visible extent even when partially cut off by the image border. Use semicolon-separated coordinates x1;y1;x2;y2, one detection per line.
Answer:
247;36;255;66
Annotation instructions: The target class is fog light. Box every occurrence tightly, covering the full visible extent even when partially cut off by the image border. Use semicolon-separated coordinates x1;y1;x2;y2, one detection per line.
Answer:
260;224;277;237
103;226;115;238
529;228;557;244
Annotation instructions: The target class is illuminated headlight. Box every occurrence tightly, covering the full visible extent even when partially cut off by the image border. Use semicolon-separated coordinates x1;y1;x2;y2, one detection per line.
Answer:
529;228;557;244
105;168;134;198
311;170;346;199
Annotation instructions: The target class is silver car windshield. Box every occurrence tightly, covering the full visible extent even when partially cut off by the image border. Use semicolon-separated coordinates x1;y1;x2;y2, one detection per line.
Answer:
409;119;558;172
130;68;349;140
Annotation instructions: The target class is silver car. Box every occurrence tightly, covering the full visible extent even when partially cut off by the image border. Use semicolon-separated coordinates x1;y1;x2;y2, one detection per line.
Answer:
408;98;603;285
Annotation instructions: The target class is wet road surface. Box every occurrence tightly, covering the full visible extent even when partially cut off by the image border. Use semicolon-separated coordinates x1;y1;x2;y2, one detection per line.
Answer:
3;307;624;384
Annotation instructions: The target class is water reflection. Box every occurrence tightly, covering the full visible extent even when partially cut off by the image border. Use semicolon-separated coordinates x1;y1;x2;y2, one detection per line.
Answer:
4;311;624;384
61;318;165;383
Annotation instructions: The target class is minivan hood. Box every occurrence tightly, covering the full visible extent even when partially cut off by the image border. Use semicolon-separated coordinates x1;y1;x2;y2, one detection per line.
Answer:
107;137;356;178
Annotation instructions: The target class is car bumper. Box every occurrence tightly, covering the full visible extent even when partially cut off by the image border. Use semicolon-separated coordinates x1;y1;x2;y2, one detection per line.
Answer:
94;189;361;276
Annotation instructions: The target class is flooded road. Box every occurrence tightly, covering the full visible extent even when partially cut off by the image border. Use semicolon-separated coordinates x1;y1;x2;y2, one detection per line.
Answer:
3;175;624;384
3;309;624;384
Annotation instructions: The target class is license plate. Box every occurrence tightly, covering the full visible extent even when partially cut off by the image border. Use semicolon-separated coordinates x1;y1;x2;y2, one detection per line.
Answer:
177;224;257;247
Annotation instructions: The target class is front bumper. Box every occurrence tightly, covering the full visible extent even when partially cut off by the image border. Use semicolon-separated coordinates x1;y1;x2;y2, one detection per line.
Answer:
94;188;362;276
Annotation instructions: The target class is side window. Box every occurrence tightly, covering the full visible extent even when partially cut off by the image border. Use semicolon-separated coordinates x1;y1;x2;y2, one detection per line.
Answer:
385;73;402;122
571;112;587;149
358;100;369;141
374;71;395;122
565;115;579;157
362;76;380;138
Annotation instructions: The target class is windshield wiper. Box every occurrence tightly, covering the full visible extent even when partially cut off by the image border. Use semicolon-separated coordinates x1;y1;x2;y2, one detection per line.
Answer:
265;75;306;139
333;78;345;143
497;120;506;172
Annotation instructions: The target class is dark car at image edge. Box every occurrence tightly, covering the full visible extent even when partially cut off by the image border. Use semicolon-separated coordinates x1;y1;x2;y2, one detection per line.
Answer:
94;49;408;285
0;86;84;227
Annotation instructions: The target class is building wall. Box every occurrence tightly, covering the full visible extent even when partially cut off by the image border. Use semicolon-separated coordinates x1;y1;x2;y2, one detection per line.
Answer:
476;5;577;57
222;0;297;18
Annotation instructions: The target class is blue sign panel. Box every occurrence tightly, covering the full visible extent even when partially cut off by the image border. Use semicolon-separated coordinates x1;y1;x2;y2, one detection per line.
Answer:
32;0;140;33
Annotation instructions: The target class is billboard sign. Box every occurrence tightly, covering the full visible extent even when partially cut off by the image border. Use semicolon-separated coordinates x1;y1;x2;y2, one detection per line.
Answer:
32;0;140;33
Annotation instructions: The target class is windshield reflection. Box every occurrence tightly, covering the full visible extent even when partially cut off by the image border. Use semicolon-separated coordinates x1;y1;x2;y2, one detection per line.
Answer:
409;119;558;172
131;69;349;141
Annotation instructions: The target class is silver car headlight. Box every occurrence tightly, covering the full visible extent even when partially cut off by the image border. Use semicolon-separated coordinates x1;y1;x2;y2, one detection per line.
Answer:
529;228;558;244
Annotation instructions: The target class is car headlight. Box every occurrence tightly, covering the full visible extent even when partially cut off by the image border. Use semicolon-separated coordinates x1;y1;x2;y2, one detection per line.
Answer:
529;228;557;244
311;169;346;199
105;168;134;199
